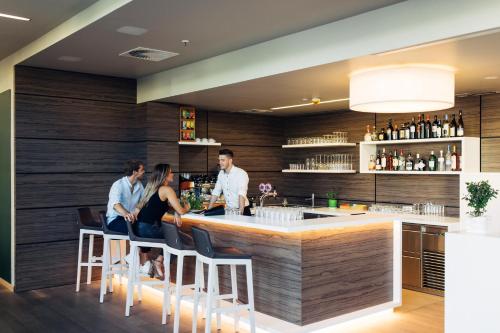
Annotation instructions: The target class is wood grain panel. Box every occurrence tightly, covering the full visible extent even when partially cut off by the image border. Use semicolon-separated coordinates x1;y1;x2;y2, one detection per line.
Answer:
15;66;136;103
179;146;208;173
15;238;103;292
282;173;375;202
481;94;500;138
15;206;106;245
16;94;142;141
481;138;500;172
301;223;393;325
208;111;283;146
376;96;480;138
219;145;283;172
145;141;179;172
247;171;285;198
16;139;146;173
145;102;179;142
15;173;125;209
376;174;459;207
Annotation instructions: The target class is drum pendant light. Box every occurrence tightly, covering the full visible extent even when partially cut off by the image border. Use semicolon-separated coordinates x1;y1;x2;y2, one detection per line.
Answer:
349;64;455;113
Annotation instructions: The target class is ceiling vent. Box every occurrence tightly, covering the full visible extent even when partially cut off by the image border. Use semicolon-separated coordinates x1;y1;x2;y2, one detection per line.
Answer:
119;47;178;62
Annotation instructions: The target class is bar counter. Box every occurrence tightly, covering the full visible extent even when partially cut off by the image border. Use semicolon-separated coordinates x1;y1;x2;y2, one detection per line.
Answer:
163;211;402;329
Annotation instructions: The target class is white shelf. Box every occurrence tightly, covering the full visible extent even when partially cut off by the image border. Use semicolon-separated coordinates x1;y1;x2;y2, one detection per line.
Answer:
282;169;356;174
359;137;480;174
282;143;356;148
178;141;221;146
365;170;461;175
360;137;466;145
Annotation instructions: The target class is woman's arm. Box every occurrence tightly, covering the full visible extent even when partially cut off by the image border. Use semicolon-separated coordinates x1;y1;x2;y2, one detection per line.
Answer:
160;186;190;215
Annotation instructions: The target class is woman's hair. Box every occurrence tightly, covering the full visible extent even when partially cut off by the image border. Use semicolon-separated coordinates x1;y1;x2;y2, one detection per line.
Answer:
136;163;172;210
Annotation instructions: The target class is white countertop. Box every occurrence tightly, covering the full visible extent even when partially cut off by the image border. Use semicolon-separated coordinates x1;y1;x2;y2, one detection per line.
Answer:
185;207;460;233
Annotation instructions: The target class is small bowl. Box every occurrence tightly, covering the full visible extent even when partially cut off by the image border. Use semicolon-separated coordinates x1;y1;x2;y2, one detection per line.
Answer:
208;138;215;143
195;138;201;142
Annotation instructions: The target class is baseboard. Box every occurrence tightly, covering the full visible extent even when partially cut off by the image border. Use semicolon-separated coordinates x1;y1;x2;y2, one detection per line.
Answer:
0;277;14;291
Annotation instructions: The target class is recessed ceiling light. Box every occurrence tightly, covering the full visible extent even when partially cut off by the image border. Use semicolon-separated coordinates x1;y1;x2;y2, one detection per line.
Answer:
58;56;82;62
116;26;148;36
0;12;30;21
271;98;349;110
484;76;498;80
302;98;310;102
181;40;190;46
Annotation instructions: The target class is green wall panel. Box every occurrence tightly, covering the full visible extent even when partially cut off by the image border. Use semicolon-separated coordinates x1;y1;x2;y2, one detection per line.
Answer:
0;90;11;283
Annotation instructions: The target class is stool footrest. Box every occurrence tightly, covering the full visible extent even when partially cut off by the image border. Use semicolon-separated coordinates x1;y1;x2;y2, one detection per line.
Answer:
212;304;251;314
80;263;103;267
215;294;236;301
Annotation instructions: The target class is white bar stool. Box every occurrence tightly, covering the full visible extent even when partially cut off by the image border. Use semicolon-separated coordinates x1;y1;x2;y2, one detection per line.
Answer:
99;211;129;303
75;207;103;292
191;226;256;333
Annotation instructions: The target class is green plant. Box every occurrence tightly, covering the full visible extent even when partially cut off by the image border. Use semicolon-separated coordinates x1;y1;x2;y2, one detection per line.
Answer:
326;191;337;200
462;181;498;217
184;192;204;210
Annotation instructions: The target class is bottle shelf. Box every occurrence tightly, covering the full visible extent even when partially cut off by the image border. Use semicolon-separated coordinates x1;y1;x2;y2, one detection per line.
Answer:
282;169;356;174
282;143;356;148
360;137;467;145
178;141;221;146
365;170;461;175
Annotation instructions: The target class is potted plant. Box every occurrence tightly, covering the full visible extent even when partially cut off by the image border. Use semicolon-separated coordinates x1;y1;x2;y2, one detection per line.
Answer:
326;191;337;208
462;180;498;233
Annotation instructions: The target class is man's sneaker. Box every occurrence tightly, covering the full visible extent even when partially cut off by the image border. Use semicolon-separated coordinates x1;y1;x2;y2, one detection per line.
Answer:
139;260;152;277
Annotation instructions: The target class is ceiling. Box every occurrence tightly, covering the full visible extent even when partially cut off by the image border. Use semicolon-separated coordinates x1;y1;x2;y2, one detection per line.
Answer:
0;0;97;60
161;29;500;116
21;0;404;78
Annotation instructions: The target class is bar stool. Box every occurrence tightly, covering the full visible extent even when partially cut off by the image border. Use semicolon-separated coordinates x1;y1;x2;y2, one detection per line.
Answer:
191;226;256;333
125;220;171;324
75;207;103;292
98;211;129;303
162;223;205;333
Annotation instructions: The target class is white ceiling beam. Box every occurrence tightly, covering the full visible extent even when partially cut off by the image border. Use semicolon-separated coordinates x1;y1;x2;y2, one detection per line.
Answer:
138;0;500;103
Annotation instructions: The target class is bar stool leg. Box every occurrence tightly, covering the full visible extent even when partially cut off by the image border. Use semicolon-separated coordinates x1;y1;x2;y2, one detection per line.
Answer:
230;264;240;332
108;240;114;293
192;258;202;333
245;262;256;333
214;265;221;330
76;230;84;292
173;253;185;332
99;237;110;303
205;263;215;333
125;245;137;316
136;249;142;302
87;234;94;284
162;252;171;325
200;262;206;319
117;240;123;285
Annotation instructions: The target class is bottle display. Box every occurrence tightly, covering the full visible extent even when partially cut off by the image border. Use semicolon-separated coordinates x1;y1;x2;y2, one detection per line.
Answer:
450;114;457;137
442;114;450;137
438;150;445;171
364;125;372;142
457;110;465;136
428;151;437;171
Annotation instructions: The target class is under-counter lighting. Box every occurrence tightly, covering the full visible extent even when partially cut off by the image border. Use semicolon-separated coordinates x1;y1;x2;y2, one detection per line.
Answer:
349;64;455;113
484;76;498;80
271;98;349;110
0;12;30;21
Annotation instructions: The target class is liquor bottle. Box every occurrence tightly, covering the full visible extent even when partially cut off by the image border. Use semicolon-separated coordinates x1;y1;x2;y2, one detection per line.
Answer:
438;150;445;171
371;125;378;141
428;151;437;171
414;153;426;171
364;125;372;142
442;114;450;137
432;115;439;138
378;128;386;141
393;149;399;171
450;114;457;137
381;148;387;170
457;110;465;136
405;122;410;140
376;150;382;170
451;145;459;171
425;115;432;139
386;119;393;140
419;114;426;139
436;119;442;138
388;150;393;171
399;149;406;170
392;124;399;140
445;145;452;171
414;153;421;171
409;117;416;139
399;123;406;140
406;152;414;171
368;155;376;171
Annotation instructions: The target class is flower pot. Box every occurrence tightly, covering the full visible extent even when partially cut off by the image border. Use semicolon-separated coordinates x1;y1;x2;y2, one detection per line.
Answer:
328;199;337;208
463;215;492;234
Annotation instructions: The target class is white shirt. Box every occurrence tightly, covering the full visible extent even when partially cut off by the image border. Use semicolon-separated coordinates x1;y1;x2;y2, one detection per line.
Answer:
212;165;249;209
106;176;144;224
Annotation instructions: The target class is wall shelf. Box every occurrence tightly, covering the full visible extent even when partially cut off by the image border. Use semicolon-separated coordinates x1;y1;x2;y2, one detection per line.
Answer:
359;137;480;174
178;141;221;146
282;169;356;174
282;143;356;148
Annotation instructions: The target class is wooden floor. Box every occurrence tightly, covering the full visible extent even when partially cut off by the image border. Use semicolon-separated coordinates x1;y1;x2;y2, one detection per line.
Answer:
0;283;443;333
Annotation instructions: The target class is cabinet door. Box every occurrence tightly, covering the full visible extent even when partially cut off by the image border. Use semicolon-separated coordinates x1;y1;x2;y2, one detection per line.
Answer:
403;224;421;257
403;256;422;288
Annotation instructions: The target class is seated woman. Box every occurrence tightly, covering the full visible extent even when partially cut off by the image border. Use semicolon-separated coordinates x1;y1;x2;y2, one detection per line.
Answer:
133;163;190;279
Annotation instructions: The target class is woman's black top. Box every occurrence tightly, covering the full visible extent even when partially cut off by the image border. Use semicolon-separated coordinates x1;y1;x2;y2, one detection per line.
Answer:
137;190;169;225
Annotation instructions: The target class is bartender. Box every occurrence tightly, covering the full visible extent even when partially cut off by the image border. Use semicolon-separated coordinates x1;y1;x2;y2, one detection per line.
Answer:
208;149;251;215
